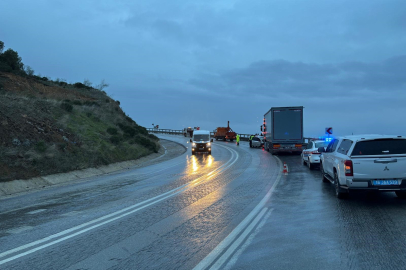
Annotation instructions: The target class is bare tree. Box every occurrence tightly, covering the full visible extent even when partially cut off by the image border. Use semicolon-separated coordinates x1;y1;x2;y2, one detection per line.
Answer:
83;78;92;87
25;65;34;76
96;79;109;91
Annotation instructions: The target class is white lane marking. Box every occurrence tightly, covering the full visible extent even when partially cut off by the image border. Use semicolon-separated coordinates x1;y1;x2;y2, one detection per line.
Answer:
193;156;282;270
0;143;239;265
26;209;47;215
223;208;273;270
6;226;34;234
61;211;81;217
209;208;268;269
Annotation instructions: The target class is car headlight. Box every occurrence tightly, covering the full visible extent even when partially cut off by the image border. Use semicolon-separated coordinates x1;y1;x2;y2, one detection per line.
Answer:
207;142;211;146
192;143;196;147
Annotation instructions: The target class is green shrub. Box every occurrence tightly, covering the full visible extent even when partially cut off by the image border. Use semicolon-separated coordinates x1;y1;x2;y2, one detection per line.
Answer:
0;61;12;72
110;135;121;144
35;141;47;153
134;136;159;153
106;127;118;135
41;76;48;81
60;102;73;112
0;49;24;71
136;126;148;135
83;101;100;107
125;116;135;123
74;82;86;88
59;81;68;87
118;123;136;137
105;99;110;103
72;100;82;106
148;134;159;141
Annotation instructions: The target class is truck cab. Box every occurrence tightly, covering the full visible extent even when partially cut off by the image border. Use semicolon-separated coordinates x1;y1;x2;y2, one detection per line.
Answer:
190;130;213;155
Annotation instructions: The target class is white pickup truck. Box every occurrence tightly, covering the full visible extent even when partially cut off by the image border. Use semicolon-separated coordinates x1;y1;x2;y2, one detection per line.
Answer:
319;134;406;199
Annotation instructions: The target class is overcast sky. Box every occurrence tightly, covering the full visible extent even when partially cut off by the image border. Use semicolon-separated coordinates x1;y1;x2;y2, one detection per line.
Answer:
1;0;406;137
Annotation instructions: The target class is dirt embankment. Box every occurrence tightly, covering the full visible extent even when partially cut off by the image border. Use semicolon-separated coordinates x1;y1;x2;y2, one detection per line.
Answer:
0;72;159;182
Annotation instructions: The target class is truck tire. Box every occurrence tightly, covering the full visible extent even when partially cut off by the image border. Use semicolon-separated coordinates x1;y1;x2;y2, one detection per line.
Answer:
320;162;329;183
208;151;211;155
334;172;347;199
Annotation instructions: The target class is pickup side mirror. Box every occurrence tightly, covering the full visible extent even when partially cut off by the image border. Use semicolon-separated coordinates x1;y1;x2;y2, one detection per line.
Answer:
190;139;192;143
211;138;213;142
318;147;326;153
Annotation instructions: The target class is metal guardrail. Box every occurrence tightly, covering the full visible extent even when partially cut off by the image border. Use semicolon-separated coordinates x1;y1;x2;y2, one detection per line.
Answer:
146;128;312;144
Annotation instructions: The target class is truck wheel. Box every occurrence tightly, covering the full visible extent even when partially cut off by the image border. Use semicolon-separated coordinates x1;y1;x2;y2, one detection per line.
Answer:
320;163;329;183
334;172;347;199
395;191;406;199
208;151;212;155
302;158;306;166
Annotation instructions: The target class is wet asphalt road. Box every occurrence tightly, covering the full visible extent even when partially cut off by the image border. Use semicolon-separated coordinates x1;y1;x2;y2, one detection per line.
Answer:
1;136;406;270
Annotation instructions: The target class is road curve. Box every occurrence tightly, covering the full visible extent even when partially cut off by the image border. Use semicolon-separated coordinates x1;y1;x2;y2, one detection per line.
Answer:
0;135;281;270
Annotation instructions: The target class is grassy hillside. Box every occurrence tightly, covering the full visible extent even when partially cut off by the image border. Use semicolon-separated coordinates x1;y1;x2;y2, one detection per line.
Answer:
0;72;159;182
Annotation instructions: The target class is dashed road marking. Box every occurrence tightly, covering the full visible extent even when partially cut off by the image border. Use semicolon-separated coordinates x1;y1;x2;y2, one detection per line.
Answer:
26;209;47;215
7;226;33;234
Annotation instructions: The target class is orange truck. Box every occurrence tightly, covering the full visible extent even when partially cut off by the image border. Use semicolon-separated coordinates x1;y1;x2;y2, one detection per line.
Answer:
214;121;236;141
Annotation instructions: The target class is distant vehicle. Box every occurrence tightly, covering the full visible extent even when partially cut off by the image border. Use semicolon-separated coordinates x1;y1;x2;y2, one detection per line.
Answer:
214;121;236;141
190;130;213;155
319;134;406;199
301;140;329;169
263;106;304;155
183;127;194;137
251;136;264;148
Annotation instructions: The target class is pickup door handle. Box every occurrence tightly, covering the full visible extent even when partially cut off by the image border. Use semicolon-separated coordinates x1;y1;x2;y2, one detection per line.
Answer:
374;159;397;163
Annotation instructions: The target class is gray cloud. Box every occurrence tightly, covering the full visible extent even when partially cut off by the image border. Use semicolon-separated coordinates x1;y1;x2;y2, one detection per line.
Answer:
1;0;406;136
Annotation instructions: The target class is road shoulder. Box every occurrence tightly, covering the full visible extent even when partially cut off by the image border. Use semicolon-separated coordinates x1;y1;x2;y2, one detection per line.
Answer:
0;139;186;198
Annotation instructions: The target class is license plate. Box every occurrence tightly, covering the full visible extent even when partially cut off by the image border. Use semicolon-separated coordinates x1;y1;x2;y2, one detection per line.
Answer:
372;180;401;186
199;148;205;150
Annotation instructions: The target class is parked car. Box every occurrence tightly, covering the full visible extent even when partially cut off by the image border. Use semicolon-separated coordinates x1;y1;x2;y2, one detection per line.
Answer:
319;134;406;199
301;140;329;169
251;136;264;148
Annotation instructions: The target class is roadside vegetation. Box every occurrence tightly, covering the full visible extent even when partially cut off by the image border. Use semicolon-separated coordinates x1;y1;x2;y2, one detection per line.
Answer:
0;41;159;182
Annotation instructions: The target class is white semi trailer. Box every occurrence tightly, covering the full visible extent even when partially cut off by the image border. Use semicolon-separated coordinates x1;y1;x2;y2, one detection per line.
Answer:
263;106;304;155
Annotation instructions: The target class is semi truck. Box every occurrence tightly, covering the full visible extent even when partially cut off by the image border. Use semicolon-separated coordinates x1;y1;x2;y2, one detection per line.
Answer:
263;106;304;155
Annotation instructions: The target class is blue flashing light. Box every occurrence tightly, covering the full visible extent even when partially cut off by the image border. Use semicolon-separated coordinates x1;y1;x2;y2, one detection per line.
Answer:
316;136;333;142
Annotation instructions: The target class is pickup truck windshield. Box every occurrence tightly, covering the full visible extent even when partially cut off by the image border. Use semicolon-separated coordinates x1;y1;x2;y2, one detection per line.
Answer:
194;135;210;141
351;139;406;155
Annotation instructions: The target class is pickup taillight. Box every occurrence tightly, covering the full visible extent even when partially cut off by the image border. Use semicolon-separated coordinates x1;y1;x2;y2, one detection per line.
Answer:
344;160;353;176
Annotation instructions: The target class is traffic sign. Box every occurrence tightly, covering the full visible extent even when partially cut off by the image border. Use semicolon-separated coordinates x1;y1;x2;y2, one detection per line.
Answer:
325;127;333;135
